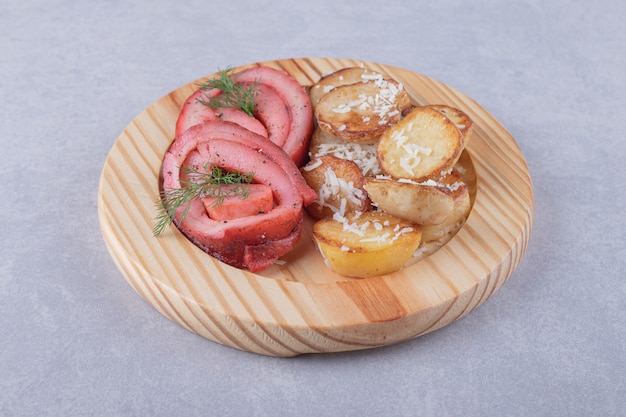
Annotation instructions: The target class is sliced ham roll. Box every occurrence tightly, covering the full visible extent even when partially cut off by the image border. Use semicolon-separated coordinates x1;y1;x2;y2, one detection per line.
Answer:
247;83;290;148
176;67;314;167
234;66;314;167
175;88;268;139
161;121;315;272
213;107;268;139
175;87;220;137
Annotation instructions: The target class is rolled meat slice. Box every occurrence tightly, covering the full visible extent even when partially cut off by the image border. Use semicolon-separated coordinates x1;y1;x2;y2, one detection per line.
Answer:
175;88;219;137
170;121;316;206
247;83;290;148
234;66;314;167
213;107;268;139
161;121;313;272
175;88;268;139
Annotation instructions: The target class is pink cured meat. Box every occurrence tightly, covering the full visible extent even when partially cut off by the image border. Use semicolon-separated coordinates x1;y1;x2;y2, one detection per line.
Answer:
234;66;314;167
247;83;290;148
213;107;268;138
175;88;219;137
175;88;268;139
163;144;302;270
171;121;316;206
243;221;303;272
161;121;314;271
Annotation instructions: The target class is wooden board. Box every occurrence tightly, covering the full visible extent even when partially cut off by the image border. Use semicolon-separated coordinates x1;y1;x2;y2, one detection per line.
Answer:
98;57;534;357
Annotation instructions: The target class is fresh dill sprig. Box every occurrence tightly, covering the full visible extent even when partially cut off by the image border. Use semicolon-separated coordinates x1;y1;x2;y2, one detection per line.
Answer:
196;67;260;117
153;164;254;236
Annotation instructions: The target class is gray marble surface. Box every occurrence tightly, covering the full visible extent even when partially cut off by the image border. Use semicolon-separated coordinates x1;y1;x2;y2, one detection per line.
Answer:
2;0;625;416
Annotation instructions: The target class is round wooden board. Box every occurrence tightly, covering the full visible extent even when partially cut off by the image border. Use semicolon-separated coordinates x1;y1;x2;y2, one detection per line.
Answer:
98;57;534;357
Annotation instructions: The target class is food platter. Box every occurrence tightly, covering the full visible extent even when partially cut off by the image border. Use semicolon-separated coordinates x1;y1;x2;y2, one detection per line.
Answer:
98;57;534;357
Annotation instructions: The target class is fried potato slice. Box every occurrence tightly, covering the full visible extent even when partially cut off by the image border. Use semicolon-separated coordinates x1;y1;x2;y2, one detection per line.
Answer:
363;177;455;225
315;78;412;143
377;106;462;181
313;211;422;278
300;155;370;219
420;169;471;243
426;104;474;148
309;67;386;109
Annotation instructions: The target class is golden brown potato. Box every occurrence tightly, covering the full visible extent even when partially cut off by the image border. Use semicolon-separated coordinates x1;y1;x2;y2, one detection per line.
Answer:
309;67;385;109
313;211;422;278
315;78;412;143
300;155;371;219
377;106;462;181
420;169;471;243
306;69;477;278
437;167;470;200
308;127;382;176
426;104;474;148
420;193;470;243
363;177;455;225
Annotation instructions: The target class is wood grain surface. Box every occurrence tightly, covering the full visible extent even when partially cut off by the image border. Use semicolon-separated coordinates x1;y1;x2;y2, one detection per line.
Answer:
98;57;534;357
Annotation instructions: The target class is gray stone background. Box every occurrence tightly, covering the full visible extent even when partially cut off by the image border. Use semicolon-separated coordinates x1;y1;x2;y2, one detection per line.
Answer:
1;0;624;416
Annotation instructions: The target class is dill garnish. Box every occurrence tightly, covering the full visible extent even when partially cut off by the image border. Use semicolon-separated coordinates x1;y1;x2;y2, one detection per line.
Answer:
153;164;254;236
196;67;260;117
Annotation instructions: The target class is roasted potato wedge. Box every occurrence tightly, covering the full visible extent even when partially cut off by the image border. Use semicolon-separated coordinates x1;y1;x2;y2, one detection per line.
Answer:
313;211;422;278
427;104;474;148
420;191;470;243
300;155;370;219
309;67;385;109
363;177;455;225
309;127;381;176
420;169;471;242
377;106;462;181
315;78;411;143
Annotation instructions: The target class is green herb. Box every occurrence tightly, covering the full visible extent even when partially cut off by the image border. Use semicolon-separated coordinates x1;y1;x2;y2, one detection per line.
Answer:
153;164;254;236
196;67;260;117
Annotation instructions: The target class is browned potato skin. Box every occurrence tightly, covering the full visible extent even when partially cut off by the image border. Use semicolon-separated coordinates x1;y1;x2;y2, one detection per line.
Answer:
437;168;470;201
300;155;371;219
420;190;470;243
363;178;455;226
377;106;463;181
309;67;385;109
426;104;474;148
315;79;412;144
306;69;477;278
420;169;471;242
313;211;422;278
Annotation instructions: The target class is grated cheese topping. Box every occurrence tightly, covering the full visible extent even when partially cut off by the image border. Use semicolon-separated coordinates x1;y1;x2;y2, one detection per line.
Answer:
313;141;382;176
390;124;434;175
330;74;404;125
302;158;323;171
330;210;415;246
315;167;367;215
